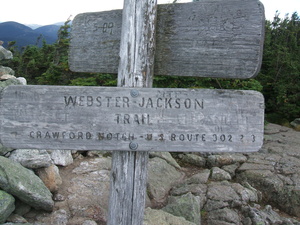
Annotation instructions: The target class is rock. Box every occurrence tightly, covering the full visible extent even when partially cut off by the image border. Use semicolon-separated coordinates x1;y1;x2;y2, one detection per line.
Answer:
0;74;16;80
0;190;15;224
205;182;241;211
6;214;28;223
16;77;27;85
0;78;23;90
49;209;70;225
207;153;247;167
162;192;201;224
222;163;240;177
179;153;206;167
66;158;111;224
52;193;65;201
207;208;241;225
232;182;260;203
186;169;211;184
2;223;32;225
238;162;275;171
82;220;98;225
242;205;293;225
171;170;208;209
210;167;231;181
0;46;13;60
143;208;197;225
204;199;229;212
86;150;108;157
171;183;207;209
277;155;300;175
291;118;300;131
0;156;54;211
264;124;300;158
147;157;183;203
150;152;181;169
14;200;31;216
264;123;288;134
9;149;52;169
48;150;73;166
71;156;111;173
36;164;62;193
0;143;13;156
0;66;14;76
236;169;284;198
236;168;300;216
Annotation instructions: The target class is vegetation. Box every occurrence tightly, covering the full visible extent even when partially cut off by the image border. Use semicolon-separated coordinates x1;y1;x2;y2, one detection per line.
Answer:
258;12;300;123
2;12;299;124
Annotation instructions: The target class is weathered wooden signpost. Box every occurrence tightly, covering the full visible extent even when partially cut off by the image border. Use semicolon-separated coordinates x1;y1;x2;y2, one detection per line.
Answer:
0;0;265;224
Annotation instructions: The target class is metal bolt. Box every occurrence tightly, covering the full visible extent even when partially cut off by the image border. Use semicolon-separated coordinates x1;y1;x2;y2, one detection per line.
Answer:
130;89;139;98
129;142;138;150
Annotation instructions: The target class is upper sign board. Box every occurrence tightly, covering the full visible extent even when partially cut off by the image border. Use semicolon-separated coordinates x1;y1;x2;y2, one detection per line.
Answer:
0;85;264;152
69;0;265;78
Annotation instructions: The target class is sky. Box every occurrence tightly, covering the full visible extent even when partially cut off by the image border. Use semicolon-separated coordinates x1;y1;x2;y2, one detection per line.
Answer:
1;0;299;26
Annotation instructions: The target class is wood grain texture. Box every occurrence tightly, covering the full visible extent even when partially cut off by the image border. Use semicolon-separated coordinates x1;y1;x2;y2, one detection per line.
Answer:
0;85;264;152
107;0;157;224
69;0;265;78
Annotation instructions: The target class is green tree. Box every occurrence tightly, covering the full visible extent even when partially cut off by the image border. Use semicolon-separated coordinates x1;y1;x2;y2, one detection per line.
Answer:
37;20;72;85
257;12;300;122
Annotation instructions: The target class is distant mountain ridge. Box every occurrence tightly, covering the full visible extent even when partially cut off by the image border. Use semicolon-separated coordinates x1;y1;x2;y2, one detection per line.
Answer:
0;21;61;48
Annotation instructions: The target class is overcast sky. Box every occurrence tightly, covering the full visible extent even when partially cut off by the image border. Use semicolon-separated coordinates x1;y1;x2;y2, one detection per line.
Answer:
1;0;299;25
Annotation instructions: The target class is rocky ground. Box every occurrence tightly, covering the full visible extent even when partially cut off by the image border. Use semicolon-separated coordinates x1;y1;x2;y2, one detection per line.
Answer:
1;122;299;225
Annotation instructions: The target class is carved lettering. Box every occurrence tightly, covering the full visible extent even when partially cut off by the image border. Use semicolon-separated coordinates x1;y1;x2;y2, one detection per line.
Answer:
28;130;257;145
138;97;204;109
64;96;129;108
114;114;151;125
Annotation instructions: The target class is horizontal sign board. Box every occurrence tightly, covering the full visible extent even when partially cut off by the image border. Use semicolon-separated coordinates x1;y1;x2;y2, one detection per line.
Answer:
0;85;264;152
69;0;265;78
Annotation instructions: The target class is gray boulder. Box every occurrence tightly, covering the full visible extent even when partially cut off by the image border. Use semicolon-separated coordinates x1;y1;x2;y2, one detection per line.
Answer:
0;66;14;76
48;150;73;166
36;164;62;193
207;208;241;225
147;157;183;203
163;192;201;224
0;143;13;156
9;149;52;169
0;190;15;224
179;153;206;167
207;153;247;167
237;164;300;216
150;152;181;169
0;78;23;90
0;46;13;60
16;77;27;85
171;170;209;209
290;118;300;130
210;167;231;181
186;169;211;184
242;205;300;225
144;208;197;225
5;213;28;224
0;156;54;211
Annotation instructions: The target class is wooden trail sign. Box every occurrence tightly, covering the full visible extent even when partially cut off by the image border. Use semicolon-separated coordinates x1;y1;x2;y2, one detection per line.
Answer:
69;0;265;78
0;0;265;224
0;85;264;152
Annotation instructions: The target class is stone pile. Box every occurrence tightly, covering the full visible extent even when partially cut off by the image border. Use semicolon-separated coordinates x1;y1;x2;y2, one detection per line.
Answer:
0;41;26;85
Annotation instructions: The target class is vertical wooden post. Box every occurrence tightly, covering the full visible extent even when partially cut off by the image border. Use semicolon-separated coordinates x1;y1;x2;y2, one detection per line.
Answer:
107;0;157;224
